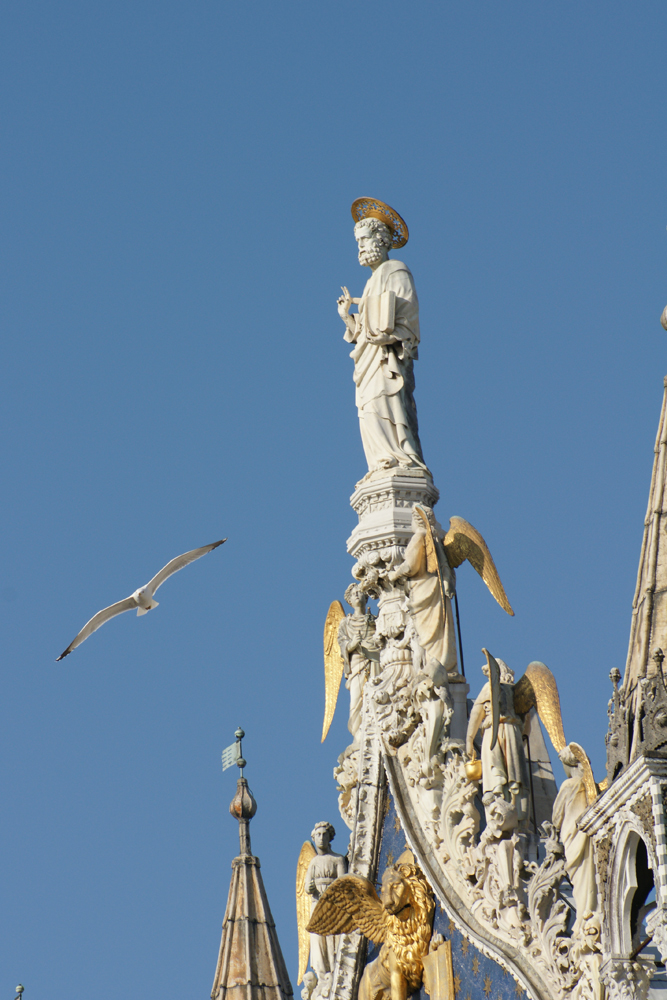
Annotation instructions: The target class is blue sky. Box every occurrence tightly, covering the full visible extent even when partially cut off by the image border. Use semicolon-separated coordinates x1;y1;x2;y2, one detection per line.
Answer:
1;2;667;996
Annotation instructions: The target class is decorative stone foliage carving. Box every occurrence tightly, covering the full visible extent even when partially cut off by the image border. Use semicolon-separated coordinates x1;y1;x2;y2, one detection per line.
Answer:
599;958;653;1000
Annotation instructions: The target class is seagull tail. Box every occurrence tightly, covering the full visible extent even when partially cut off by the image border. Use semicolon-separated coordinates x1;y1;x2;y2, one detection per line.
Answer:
137;599;159;616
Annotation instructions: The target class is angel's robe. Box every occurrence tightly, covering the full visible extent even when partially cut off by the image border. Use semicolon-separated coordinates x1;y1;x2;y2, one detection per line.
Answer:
306;850;348;976
401;526;457;678
345;259;428;475
552;770;597;930
474;680;529;820
338;612;376;737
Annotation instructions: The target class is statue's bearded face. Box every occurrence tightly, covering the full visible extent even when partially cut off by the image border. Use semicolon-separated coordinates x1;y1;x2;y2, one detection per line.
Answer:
381;870;410;914
355;223;390;267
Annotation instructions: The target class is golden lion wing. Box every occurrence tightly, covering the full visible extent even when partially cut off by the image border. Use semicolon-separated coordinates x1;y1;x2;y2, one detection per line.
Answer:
296;841;316;984
443;516;514;616
307;874;389;944
322;600;346;743
521;661;566;753
569;741;598;805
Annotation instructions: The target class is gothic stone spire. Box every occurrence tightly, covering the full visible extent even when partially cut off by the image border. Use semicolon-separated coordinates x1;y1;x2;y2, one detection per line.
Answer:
210;776;293;1000
623;376;667;697
607;376;667;778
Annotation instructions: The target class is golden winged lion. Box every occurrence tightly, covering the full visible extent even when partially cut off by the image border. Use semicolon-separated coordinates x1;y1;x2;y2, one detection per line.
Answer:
307;859;435;1000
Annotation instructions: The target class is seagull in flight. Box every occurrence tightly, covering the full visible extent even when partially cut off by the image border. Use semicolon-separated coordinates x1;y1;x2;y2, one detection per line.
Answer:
56;539;226;661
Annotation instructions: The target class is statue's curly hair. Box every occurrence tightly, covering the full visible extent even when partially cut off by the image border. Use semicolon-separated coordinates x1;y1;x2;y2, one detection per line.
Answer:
354;216;393;250
311;820;335;843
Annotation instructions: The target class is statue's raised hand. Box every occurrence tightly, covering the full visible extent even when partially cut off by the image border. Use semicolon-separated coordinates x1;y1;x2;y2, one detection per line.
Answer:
337;285;353;321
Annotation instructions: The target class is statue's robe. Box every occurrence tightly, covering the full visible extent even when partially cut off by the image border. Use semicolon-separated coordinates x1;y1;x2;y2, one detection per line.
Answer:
401;525;457;678
552;771;597;931
345;259;427;474
306;851;348;976
338;612;376;737
475;681;530;820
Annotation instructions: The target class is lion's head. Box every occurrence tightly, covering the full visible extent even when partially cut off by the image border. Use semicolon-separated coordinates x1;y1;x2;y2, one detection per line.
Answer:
383;862;435;990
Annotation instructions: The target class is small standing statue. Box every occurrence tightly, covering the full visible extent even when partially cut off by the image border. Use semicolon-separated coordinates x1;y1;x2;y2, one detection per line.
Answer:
296;822;348;987
466;652;532;823
337;584;378;738
337;198;428;477
389;506;514;684
551;745;598;935
321;587;378;743
388;506;458;683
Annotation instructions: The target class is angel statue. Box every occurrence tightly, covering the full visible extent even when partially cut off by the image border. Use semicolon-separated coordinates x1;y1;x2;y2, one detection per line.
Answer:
388;506;514;684
337;198;428;478
296;822;348;987
321;586;379;743
307;853;435;1000
466;651;598;830
552;744;599;935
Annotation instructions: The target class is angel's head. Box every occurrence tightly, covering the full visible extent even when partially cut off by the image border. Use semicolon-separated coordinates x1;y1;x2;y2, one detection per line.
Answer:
481;657;514;683
412;505;434;530
344;583;367;613
311;821;335;853
497;659;514;683
558;744;581;770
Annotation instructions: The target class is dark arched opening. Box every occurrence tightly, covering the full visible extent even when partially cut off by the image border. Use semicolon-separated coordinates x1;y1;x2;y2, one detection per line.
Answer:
630;838;655;949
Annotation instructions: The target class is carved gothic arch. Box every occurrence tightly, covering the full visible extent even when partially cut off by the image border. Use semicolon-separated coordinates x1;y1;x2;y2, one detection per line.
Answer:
607;818;656;956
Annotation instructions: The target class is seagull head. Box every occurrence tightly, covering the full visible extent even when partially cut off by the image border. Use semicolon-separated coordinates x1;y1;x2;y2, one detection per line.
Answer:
132;587;153;609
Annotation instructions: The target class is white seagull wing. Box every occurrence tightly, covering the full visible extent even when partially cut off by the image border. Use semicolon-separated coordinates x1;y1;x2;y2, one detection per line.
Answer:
56;596;137;660
144;538;227;596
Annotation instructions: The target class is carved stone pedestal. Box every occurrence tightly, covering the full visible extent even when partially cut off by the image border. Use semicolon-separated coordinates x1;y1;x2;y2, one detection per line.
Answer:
347;469;439;560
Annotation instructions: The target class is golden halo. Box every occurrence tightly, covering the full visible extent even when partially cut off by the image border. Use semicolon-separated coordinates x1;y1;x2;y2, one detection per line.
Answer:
351;197;408;249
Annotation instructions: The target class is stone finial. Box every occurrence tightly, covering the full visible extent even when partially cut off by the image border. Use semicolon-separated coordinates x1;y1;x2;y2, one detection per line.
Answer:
229;778;257;823
210;738;293;1000
610;668;621;690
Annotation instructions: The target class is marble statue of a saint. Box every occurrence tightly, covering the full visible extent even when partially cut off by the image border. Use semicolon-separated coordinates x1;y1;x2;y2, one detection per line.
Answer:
337;201;428;477
552;746;598;935
305;822;348;979
466;659;530;823
337;583;378;738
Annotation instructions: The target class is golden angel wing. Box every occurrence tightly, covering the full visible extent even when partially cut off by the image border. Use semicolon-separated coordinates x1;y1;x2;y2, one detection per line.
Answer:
482;648;502;752
516;661;566;753
322;600;346;743
443;516;514;616
296;840;317;984
307;874;389;944
569;741;598;805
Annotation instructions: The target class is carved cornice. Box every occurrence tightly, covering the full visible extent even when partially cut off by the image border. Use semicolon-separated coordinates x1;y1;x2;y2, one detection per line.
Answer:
579;755;667;837
347;471;439;558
